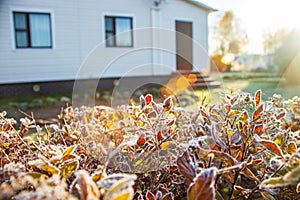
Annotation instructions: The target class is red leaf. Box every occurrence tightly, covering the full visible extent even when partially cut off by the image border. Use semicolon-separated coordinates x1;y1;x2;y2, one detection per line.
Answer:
146;191;155;200
163;97;173;112
137;135;146;146
259;140;283;157
145;94;153;105
156;131;164;142
187;167;217;200
253;124;263;135
6;124;11;131
255;90;261;107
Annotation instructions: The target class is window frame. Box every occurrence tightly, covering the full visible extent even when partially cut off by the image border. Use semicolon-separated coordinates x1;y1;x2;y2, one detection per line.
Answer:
13;11;53;49
104;15;133;48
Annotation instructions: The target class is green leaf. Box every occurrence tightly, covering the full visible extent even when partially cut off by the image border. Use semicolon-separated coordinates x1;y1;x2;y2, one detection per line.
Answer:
261;177;291;188
283;167;300;182
60;160;79;179
187;167;217;200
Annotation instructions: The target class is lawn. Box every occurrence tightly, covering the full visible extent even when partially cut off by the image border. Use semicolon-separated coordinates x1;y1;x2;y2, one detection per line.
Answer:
214;72;300;100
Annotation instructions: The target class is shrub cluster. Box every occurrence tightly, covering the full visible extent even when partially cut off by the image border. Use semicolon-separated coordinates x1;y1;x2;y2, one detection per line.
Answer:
0;91;300;200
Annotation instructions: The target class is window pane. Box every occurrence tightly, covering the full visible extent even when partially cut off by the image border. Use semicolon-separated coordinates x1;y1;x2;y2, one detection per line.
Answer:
16;31;28;47
106;33;114;46
29;14;51;47
14;13;27;29
115;18;132;46
105;17;113;31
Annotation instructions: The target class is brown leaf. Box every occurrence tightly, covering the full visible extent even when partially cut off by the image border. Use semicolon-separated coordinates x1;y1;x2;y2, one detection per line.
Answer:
287;141;297;155
167;119;176;126
241;167;261;183
156;131;164;142
229;130;242;145
177;152;196;186
146;191;155;200
147;111;157;119
200;108;208;118
252;104;263;122
250;159;263;165
236;151;243;162
255;90;261;107
276;111;286;120
140;95;146;109
76;170;100;200
259;140;284;157
163;97;173;112
253;124;263;135
162;192;174;200
187;167;217;200
224;104;231;113
230;96;238;105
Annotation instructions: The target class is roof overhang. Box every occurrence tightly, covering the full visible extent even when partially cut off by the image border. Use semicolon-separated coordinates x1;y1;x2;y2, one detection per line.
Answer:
184;0;218;12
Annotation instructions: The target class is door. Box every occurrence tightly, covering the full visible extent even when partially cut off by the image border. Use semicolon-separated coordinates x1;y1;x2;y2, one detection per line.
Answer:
176;21;193;71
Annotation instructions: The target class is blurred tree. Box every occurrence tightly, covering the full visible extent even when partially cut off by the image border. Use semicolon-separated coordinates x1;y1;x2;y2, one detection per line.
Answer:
210;11;248;72
211;11;248;56
262;28;290;55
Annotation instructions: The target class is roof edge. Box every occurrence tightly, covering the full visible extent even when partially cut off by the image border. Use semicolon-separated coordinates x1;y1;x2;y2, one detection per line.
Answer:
184;0;218;12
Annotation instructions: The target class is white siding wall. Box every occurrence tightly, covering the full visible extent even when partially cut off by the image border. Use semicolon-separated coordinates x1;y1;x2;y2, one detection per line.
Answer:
0;0;210;84
160;0;210;73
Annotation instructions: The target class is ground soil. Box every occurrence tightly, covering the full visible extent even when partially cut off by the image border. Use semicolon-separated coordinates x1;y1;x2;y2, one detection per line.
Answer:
3;99;109;125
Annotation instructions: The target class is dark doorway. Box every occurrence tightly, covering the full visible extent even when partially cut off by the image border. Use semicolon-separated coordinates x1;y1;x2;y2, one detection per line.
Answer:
176;21;193;71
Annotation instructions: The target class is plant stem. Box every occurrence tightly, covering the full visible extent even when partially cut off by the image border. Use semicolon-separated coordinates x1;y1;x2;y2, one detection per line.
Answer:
229;169;240;200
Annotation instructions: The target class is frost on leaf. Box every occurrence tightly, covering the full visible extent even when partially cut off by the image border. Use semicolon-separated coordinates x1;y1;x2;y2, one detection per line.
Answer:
187;167;217;200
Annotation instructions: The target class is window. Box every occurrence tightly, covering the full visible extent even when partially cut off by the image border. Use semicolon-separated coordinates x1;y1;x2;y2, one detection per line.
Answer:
13;12;52;48
105;16;133;47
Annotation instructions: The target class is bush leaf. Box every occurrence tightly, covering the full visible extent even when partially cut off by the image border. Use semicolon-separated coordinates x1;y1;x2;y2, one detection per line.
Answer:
177;152;196;185
187;167;217;200
255;90;261;107
259;140;284;157
60;160;79;179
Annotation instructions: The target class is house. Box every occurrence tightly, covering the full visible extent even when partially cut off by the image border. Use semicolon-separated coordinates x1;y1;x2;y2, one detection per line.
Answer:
231;54;276;72
0;0;216;97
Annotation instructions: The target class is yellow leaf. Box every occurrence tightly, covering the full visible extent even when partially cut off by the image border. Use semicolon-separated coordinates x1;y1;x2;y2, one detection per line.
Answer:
239;111;249;122
111;191;131;200
62;145;76;158
161;141;171;149
60;160;79;179
287;141;297;155
228;110;241;118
